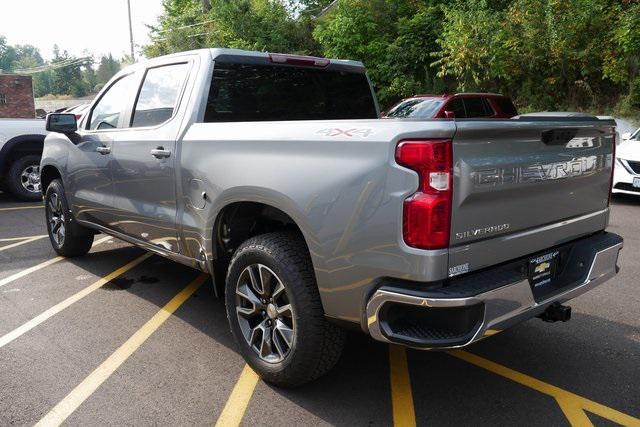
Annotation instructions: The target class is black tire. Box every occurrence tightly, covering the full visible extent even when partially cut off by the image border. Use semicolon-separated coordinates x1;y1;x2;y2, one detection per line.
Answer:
6;155;43;202
225;232;345;387
44;179;94;257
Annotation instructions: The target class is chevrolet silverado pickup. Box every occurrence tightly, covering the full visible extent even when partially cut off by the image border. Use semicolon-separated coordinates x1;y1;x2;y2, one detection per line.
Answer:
41;48;622;387
0;118;47;201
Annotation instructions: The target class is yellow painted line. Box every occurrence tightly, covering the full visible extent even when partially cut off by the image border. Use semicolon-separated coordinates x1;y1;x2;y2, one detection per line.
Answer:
35;273;208;427
389;345;416;427
0;235;47;252
451;350;640;426
0;235;47;242
0;205;43;212
0;252;152;349
0;236;113;289
556;396;595;426
215;364;261;427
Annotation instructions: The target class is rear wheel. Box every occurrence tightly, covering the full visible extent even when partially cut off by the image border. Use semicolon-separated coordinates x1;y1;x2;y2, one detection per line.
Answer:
45;179;94;257
225;232;345;387
6;155;42;201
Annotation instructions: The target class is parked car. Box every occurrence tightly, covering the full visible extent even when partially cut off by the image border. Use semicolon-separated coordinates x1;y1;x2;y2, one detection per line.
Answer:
613;127;640;195
62;103;91;121
620;127;639;142
0;118;47;201
42;48;622;387
383;93;518;119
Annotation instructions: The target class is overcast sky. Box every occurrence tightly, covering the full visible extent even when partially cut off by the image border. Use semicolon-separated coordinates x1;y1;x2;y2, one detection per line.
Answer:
1;0;164;60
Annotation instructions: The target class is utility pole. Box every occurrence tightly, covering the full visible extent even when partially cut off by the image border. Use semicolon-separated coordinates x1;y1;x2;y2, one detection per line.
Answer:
126;0;135;61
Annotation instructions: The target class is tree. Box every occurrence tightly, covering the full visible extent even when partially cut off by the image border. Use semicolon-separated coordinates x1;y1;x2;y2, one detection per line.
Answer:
49;45;87;97
96;54;121;86
141;0;640;115
0;35;17;72
144;0;316;57
313;0;445;106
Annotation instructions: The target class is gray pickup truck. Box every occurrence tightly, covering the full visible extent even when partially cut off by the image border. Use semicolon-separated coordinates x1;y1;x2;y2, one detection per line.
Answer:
41;48;623;387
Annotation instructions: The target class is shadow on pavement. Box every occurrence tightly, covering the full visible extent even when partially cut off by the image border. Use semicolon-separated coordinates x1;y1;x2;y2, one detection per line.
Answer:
25;242;639;425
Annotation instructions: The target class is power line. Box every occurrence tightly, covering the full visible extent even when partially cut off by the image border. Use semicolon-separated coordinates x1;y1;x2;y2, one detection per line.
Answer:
155;19;216;34
13;57;93;75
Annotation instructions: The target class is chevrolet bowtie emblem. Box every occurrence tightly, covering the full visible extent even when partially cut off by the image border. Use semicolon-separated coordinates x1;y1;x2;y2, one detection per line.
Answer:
534;262;551;274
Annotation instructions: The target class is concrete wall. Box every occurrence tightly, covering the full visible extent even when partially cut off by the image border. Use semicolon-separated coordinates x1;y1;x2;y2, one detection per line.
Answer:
0;75;35;118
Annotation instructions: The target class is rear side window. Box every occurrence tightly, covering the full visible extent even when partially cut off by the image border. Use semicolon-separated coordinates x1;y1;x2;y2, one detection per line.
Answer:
444;98;466;118
463;98;494;118
493;97;518;116
132;63;189;128
204;62;378;122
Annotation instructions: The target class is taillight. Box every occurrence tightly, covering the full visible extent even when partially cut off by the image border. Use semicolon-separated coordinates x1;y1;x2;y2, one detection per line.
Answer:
269;53;330;68
396;139;453;249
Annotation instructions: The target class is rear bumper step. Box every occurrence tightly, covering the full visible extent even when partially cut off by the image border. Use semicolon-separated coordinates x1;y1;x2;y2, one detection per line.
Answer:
366;232;623;349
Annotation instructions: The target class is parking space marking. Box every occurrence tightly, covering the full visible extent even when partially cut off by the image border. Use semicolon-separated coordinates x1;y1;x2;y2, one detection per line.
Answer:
0;252;152;349
450;350;640;426
0;235;47;242
0;205;43;212
0;235;47;252
34;273;208;427
389;345;416;427
214;365;260;427
0;236;112;289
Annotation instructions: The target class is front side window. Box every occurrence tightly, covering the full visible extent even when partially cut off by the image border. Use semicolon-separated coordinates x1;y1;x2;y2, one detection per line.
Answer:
131;63;190;128
88;74;135;130
204;62;378;122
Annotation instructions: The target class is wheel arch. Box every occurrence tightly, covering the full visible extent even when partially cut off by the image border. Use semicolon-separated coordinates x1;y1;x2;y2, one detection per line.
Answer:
0;134;45;172
40;164;63;195
210;200;316;298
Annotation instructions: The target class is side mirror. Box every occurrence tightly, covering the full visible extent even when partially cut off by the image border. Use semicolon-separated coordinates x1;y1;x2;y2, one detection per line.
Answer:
444;110;456;118
46;113;77;133
621;132;631;141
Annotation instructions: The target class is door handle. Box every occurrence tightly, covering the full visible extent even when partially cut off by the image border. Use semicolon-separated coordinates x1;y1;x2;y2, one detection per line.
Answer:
150;147;171;159
96;146;111;155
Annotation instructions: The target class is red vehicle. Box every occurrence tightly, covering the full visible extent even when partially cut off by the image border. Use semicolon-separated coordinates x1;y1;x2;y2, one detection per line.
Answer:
383;93;518;119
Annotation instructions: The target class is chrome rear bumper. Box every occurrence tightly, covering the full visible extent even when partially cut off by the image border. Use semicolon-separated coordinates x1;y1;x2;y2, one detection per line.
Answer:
366;233;623;349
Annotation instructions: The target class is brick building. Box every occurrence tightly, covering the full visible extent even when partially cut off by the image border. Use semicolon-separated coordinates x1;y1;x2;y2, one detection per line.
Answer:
0;74;36;118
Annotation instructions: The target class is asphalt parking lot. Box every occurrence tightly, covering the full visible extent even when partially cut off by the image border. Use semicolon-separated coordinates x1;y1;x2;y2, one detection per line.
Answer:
0;191;638;426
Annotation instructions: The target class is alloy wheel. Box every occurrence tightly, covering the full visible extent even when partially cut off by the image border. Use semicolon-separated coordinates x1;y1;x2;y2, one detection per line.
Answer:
20;165;41;193
47;192;65;247
235;264;295;363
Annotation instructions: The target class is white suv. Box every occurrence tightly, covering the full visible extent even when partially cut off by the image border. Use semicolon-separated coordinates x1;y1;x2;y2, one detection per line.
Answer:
613;127;640;195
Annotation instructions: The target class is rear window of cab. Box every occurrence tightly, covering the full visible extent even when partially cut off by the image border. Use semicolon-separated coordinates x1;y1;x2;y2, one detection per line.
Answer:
204;62;378;122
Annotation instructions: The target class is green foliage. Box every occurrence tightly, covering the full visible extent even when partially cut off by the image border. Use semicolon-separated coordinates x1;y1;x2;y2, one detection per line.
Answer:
145;0;639;113
0;36;126;97
144;0;315;57
433;0;639;111
96;54;121;86
313;0;445;105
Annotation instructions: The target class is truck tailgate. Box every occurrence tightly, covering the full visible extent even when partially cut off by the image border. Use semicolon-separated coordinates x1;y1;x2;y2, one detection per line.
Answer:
448;117;615;276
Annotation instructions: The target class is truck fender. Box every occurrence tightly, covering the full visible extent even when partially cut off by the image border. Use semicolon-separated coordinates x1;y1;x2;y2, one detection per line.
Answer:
0;134;46;173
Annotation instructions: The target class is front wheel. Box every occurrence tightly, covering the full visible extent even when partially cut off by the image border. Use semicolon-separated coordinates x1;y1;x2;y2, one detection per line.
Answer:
6;155;43;201
225;232;345;387
45;179;94;257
